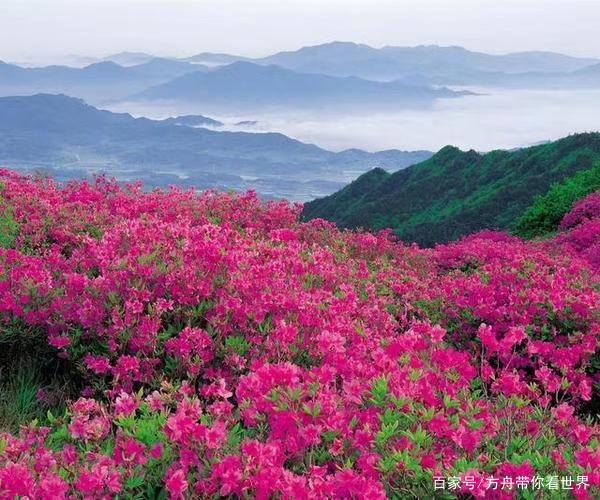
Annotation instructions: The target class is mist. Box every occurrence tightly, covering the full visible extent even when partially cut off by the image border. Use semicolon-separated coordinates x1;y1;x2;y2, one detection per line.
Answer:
107;87;600;153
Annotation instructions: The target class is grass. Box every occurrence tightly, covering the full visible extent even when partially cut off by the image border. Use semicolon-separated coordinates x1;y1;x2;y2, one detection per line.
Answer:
0;362;45;431
0;189;19;249
0;358;76;432
0;320;79;433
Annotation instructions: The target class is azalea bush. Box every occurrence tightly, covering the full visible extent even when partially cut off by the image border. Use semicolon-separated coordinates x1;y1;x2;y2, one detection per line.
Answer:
551;191;600;272
512;162;600;239
0;170;598;499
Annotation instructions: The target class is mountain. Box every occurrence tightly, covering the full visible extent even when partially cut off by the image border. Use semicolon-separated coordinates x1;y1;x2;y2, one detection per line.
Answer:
133;61;469;112
416;60;600;89
126;58;204;79
0;94;432;201
101;51;157;66
303;133;600;245
252;42;599;82
7;43;597;107
0;58;204;103
178;42;598;87
183;52;250;66
575;62;600;76
159;114;223;127
569;62;600;85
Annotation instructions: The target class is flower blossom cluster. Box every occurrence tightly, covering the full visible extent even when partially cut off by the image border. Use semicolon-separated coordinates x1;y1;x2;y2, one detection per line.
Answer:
0;170;598;499
553;191;600;272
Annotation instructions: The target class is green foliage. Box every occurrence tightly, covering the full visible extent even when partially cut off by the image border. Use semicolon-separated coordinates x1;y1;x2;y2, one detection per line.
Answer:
116;404;168;447
369;376;390;407
0;188;19;249
0;317;78;432
0;363;43;431
0;359;70;432
512;162;600;238
224;334;251;356
304;133;600;246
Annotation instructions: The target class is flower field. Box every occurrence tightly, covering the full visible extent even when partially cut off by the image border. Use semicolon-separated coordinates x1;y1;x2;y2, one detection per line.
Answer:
0;169;598;499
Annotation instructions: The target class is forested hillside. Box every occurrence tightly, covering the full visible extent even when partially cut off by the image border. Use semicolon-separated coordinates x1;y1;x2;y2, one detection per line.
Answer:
512;162;600;238
303;133;600;246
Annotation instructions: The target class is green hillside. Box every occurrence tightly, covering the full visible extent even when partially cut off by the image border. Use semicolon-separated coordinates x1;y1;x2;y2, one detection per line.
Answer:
512;162;600;238
303;133;600;246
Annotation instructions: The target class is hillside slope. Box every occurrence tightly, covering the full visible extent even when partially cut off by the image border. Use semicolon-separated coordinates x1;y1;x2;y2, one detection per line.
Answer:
303;133;600;245
512;162;600;238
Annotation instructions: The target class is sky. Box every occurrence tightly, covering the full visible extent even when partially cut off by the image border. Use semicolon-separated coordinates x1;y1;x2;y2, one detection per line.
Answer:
1;0;599;64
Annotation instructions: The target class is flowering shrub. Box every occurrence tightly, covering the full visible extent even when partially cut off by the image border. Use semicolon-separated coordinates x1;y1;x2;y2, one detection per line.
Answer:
553;191;600;272
0;170;598;499
560;192;600;232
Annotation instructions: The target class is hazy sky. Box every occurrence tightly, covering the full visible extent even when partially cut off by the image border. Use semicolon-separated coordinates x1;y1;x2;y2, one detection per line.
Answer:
1;0;599;63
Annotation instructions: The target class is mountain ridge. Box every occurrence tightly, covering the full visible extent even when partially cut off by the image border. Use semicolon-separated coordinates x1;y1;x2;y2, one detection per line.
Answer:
250;41;599;81
303;132;600;245
133;60;469;111
0;58;205;102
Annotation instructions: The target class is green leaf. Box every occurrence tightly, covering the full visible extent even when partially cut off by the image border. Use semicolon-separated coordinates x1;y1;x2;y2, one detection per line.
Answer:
125;476;146;490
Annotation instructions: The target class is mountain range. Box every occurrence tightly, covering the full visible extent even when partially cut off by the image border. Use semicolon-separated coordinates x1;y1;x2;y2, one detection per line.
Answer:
0;58;204;103
174;42;600;88
100;51;158;67
4;42;598;111
95;42;598;84
0;94;431;201
303;133;600;245
197;42;600;88
132;61;469;112
248;42;600;82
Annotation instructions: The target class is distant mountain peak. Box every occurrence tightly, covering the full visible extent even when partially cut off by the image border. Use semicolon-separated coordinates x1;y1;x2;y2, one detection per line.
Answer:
101;51;157;66
12;93;86;105
105;51;154;58
311;41;371;49
84;61;124;70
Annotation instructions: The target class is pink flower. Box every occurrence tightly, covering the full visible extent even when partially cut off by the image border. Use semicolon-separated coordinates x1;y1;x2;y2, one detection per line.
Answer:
0;463;35;497
205;421;227;449
39;473;69;499
553;403;575;424
114;392;139;417
114;437;147;467
420;454;437;469
150;443;164;460
112;355;141;380
165;468;188;499
493;371;526;397
49;335;71;350
76;471;104;495
84;354;112;375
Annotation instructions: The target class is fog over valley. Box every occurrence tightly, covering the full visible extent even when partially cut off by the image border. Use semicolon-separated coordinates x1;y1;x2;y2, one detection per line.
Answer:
109;87;600;153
